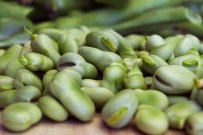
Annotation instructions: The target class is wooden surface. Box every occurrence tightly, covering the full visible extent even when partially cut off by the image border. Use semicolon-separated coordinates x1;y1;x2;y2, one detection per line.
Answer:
0;112;186;135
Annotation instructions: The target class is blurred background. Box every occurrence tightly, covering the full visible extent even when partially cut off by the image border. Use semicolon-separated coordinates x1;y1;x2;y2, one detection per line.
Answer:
0;0;203;47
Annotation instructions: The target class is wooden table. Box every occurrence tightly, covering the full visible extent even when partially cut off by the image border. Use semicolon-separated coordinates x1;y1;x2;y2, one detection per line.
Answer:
0;113;185;135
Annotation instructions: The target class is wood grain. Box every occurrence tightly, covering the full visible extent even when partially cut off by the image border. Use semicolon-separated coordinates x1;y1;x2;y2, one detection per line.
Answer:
0;112;186;135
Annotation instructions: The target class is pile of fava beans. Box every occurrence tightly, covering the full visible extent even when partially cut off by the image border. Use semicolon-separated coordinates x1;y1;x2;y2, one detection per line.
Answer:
1;27;203;135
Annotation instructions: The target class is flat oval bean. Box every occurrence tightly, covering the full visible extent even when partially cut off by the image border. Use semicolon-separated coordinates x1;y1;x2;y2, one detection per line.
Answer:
102;90;138;128
38;95;68;122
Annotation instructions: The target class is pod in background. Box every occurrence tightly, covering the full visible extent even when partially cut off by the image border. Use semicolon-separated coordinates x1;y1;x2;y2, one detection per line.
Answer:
50;70;95;122
1;102;42;132
134;105;168;135
165;100;202;130
134;89;169;110
102;90;138;128
81;87;114;109
185;112;203;135
153;65;196;94
38;95;68;122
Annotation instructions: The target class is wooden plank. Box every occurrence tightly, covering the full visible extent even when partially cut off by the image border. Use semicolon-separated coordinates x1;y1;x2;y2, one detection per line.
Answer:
0;113;185;135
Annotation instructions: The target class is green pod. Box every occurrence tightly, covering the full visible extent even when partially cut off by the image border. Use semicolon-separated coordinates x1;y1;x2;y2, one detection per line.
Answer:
168;54;203;78
0;44;22;74
50;71;95;121
141;54;168;75
165;100;202;129
14;69;43;90
124;65;146;89
168;95;189;105
134;105;168;135
153;65;196;94
146;34;165;51
57;53;98;79
29;32;61;66
1;102;42;132
85;30;119;52
38;95;68;122
134;89;169;110
185;112;203;135
0;1;32;18
79;46;121;72
96;0;129;7
150;43;176;61
174;34;200;57
101;61;127;93
19;52;54;71
0;18;32;41
81;79;101;87
114;7;202;32
125;34;146;50
81;87;114;109
0;31;30;48
42;70;58;95
0;75;14;92
102;90;138;128
4;59;25;78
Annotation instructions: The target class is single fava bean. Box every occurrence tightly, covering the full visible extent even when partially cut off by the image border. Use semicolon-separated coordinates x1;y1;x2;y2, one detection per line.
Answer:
153;65;197;94
50;70;95;122
1;102;42;132
102;90;138;128
134;89;169;110
38;95;68;121
134;105;168;135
